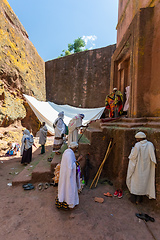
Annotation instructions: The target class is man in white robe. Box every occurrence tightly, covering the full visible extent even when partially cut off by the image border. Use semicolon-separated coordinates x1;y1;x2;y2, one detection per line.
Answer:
39;122;48;154
56;142;81;209
126;131;157;203
68;114;84;147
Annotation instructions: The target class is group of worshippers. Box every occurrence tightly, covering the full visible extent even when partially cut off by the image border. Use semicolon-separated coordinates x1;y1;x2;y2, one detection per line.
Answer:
52;111;85;154
19;109;157;210
105;86;130;118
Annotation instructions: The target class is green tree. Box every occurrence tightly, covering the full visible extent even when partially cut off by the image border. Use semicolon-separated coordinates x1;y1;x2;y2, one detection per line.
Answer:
59;37;87;57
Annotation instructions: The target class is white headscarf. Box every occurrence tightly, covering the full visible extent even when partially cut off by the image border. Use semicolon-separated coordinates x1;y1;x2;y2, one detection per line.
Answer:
58;111;64;119
20;129;34;155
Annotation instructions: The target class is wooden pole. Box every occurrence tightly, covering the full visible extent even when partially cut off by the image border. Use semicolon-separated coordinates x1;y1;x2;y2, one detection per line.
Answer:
90;139;113;189
94;142;115;188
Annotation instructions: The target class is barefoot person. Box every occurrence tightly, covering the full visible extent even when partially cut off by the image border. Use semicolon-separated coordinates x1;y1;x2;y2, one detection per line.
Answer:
55;142;82;210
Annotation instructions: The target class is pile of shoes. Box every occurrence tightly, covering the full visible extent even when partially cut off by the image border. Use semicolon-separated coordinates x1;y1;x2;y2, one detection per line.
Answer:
135;213;155;222
38;182;51;191
22;183;34;190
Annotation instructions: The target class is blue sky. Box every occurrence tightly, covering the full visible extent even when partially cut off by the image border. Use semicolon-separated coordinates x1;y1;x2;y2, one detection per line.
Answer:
7;0;119;62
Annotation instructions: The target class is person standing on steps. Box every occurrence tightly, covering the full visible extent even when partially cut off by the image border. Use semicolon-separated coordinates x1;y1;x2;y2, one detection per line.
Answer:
39;122;48;154
68;114;85;147
53;111;66;155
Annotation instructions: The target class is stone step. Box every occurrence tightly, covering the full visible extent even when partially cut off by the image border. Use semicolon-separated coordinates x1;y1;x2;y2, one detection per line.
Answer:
12;167;32;186
50;154;62;172
31;158;53;183
12;146;53;186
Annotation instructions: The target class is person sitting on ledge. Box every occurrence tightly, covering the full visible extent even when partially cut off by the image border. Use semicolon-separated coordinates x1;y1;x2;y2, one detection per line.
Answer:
105;88;123;118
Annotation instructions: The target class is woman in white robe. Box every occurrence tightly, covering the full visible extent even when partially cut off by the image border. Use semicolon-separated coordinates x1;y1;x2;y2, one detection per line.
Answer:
53;111;65;154
68;114;84;147
55;142;81;210
126;132;157;203
21;129;35;165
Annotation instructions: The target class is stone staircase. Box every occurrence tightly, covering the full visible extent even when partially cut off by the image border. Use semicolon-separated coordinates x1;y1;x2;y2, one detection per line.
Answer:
12;139;91;186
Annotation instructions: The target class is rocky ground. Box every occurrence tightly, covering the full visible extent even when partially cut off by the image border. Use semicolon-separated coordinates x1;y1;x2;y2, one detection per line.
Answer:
0;141;160;240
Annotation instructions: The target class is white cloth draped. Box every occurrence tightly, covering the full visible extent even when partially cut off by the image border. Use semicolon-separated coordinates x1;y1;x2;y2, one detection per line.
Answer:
58;149;80;208
39;125;48;145
123;86;130;111
126;140;157;199
23;94;105;135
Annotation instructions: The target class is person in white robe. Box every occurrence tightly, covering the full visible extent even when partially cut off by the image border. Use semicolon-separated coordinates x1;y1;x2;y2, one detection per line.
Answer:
21;129;36;165
39;122;48;154
123;86;130;113
53;111;65;154
55;142;81;210
126;131;157;204
68;114;84;147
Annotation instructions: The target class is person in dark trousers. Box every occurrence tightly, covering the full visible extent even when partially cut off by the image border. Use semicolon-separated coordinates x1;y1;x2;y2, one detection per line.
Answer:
39;122;48;154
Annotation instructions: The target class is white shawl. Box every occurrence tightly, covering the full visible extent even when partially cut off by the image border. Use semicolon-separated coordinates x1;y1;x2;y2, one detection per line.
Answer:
20;129;34;156
126;140;157;199
54;118;65;138
39;125;48;145
58;149;80;208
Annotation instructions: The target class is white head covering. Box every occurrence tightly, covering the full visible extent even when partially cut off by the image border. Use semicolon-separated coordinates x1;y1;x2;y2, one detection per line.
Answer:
135;131;146;139
58;111;64;119
113;87;117;91
70;142;78;148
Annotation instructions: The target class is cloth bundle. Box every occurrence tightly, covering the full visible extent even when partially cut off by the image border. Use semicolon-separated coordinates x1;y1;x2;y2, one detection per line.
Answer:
52;164;61;183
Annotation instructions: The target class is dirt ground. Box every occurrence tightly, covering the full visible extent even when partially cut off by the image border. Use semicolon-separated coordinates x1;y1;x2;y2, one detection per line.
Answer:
0;144;160;240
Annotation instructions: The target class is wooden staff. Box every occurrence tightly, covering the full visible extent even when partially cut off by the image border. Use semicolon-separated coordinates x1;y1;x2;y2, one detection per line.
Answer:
94;141;115;188
90;139;113;189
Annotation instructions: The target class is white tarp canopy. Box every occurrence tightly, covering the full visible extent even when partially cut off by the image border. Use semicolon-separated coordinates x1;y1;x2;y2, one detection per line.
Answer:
24;94;105;135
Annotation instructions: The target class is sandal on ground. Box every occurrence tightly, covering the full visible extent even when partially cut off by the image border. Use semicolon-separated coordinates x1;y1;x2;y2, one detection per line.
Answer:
104;192;112;197
135;213;155;222
44;182;50;189
38;183;44;191
22;183;33;188
24;185;34;190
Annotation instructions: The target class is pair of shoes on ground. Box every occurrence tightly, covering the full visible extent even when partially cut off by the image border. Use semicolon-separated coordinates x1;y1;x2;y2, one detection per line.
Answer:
38;182;50;190
22;183;34;190
135;213;155;222
114;189;123;198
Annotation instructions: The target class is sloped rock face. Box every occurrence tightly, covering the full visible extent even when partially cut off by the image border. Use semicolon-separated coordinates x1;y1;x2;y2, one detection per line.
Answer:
0;0;46;151
0;0;45;127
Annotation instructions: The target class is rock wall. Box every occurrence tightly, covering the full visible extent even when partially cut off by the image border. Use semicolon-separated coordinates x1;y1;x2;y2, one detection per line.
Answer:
117;0;159;46
0;0;46;152
45;45;116;108
0;0;46;127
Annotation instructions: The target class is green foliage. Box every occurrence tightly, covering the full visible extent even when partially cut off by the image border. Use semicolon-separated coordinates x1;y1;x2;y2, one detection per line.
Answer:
59;37;87;57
